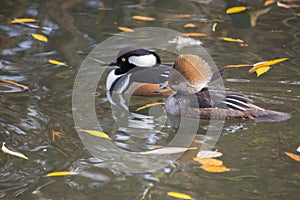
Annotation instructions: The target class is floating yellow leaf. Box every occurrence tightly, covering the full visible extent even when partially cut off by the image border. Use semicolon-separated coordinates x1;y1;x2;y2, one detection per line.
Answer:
46;171;79;177
285;152;300;162
248;58;288;73
182;33;207;37
10;18;37;23
135;102;165;111
0;79;30;90
184;23;196;28
200;165;230;173
297;13;300;17
132;15;156;21
255;66;270;77
118;26;134;32
226;6;247;14
1;142;28;160
143;147;196;155
31;33;48;42
48;59;68;66
141;185;153;200
221;37;244;43
193;157;223;166
225;64;253;69
167;191;192;200
80;129;111;140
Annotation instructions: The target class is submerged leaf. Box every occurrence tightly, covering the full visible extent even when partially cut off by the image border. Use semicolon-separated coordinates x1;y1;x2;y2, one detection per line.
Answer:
193;157;223;166
132;15;156;21
46;171;79;177
48;59;68;66
285;152;300;162
31;33;48;42
80;129;111;140
256;66;270;77
200;165;230;173
167;191;192;200
118;26;134;32
135;102;165;111
0;79;30;91
226;6;247;14
2;142;28;160
10;18;37;23
143;147;196;155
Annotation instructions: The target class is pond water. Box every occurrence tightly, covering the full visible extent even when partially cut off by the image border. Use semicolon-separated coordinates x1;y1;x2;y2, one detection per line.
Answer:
0;0;299;199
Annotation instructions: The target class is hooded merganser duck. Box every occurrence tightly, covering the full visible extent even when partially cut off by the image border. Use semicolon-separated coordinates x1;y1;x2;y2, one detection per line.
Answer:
165;54;291;122
106;47;173;96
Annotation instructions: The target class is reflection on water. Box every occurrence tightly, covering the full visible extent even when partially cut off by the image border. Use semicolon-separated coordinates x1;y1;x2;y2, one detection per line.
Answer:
0;0;299;199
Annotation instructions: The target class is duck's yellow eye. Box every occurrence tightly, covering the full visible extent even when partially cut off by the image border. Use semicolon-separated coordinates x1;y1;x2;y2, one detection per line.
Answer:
121;57;126;62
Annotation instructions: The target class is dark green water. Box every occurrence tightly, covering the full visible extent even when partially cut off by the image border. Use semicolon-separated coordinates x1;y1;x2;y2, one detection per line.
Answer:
0;0;299;199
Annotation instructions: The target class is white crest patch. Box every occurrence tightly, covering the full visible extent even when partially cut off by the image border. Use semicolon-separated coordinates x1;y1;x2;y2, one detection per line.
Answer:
128;54;157;67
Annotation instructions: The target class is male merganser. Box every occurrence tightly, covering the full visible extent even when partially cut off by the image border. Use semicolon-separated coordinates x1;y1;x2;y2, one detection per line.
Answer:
165;54;291;122
106;47;173;96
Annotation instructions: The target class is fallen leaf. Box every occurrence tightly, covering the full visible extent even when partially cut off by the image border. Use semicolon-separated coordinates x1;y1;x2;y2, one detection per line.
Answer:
31;33;48;42
255;66;270;77
46;171;79;177
167;191;192;200
52;130;65;142
248;58;288;74
196;150;223;158
135;102;165;111
182;33;207;37
277;2;300;8
10;18;37;23
2;142;28;160
200;165;230;173
184;23;196;28
48;59;68;66
118;26;134;32
297;13;300;16
174;14;195;18
193;157;223;166
226;6;247;14
0;79;30;90
285;152;300;162
141;185;153;200
80;129;111;140
143;147;197;155
132;15;156;21
264;0;277;6
212;22;218;32
220;37;244;43
224;64;253;69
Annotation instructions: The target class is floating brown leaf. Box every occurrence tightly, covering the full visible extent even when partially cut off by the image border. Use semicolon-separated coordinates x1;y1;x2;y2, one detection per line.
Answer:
118;26;134;32
135;102;165;111
200;165;230;173
132;15;156;21
0;79;30;90
285;152;300;162
182;33;207;37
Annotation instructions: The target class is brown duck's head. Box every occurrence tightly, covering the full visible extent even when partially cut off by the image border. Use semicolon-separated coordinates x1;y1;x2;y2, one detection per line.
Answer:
168;54;213;95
